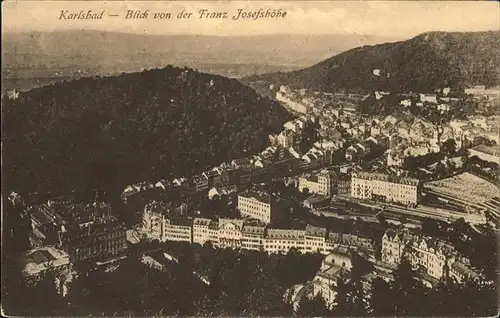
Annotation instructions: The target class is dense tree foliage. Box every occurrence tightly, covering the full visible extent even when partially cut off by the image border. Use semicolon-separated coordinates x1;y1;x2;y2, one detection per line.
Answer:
2;66;293;197
369;258;497;317
66;246;319;316
4;239;497;317
244;31;500;93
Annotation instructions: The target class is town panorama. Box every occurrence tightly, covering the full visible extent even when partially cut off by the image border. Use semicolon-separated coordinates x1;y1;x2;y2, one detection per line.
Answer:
2;1;499;317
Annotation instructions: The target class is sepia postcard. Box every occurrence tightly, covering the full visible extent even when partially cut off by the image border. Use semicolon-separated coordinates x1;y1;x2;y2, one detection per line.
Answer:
1;1;499;317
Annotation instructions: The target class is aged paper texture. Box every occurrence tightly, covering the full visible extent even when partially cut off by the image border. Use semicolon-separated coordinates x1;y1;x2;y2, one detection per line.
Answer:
2;1;499;317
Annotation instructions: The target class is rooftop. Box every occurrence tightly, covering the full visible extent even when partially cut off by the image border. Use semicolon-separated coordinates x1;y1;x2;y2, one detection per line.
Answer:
451;261;480;279
193;217;212;226
219;218;244;230
242;225;266;235
24;246;70;276
304;195;328;205
266;228;305;240
355;172;420;186
305;224;327;238
167;217;193;227
238;190;272;204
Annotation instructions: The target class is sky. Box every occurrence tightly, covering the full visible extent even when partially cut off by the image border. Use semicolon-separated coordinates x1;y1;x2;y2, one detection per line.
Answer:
2;1;499;38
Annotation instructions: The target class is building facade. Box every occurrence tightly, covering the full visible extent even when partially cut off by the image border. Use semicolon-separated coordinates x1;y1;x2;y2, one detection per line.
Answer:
351;172;420;206
305;225;327;254
381;229;457;280
193;218;212;245
58;217;127;263
241;225;266;251
164;217;193;243
264;229;305;254
298;170;337;197
237;191;274;224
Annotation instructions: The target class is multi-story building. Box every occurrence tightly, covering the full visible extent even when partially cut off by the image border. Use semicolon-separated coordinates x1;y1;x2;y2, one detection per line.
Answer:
298;174;321;194
203;169;223;188
406;238;454;279
449;258;481;283
304;224;327;254
317;170;337;197
325;232;373;254
275;129;296;148
208;220;220;247
241;225;265;251
30;201;127;264
192;175;209;192
351;172;420;206
218;218;243;248
298;169;337;197
142;202;170;241
381;229;457;280
164;217;193;243
193;218;212;245
381;229;413;266
237;191;275;224
58;215;127;263
264;229;305;254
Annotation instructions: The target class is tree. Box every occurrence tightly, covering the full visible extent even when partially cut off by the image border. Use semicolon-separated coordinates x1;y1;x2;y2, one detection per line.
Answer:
369;277;394;316
331;254;370;316
296;294;330;317
421;218;443;237
441;138;457;157
390;258;429;316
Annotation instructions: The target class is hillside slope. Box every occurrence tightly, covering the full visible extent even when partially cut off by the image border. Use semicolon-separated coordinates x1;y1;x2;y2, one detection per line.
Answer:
243;31;500;93
2;30;394;72
2;66;293;196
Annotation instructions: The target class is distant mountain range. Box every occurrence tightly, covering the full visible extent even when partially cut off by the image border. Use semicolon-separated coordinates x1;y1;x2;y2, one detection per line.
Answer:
2;30;395;82
242;31;500;93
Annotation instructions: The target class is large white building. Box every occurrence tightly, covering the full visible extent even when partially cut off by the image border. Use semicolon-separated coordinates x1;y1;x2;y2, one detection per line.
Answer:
351;172;420;206
237;191;275;224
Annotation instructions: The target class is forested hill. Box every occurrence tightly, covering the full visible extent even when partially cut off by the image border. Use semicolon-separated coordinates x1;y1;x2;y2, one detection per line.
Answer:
242;31;500;93
2;66;293;196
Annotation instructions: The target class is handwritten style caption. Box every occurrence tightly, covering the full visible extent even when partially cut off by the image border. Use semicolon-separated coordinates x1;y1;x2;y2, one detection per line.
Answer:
59;8;288;21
